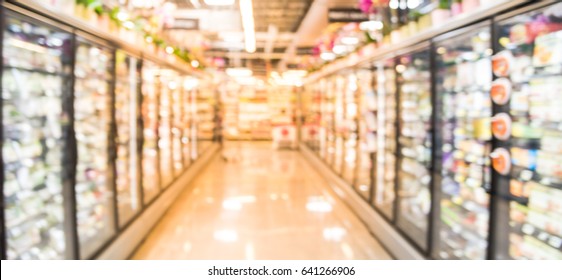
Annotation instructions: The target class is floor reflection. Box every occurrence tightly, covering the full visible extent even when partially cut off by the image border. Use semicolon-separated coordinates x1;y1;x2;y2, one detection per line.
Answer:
132;141;391;260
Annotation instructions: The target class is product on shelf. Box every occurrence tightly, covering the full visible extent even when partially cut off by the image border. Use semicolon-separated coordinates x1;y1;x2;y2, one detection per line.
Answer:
74;39;116;258
114;50;140;226
495;2;562;260
374;58;397;220
2;14;72;259
395;48;433;251
141;61;161;204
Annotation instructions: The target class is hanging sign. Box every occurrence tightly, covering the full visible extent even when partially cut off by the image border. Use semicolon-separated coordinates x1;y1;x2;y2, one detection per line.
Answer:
328;8;369;23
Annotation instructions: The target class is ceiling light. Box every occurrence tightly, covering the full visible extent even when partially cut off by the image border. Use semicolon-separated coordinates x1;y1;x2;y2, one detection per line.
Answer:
240;0;256;53
165;46;174;54
226;67;253;77
204;0;235;6
191;60;200;68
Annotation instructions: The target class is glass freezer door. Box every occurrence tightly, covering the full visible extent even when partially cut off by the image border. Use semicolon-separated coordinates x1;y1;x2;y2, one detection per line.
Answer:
74;38;116;259
493;2;562;260
395;48;433;252
114;50;140;227
2;14;72;259
434;24;493;260
356;68;376;200
342;73;359;185
140;61;161;205
158;72;174;187
373;58;397;221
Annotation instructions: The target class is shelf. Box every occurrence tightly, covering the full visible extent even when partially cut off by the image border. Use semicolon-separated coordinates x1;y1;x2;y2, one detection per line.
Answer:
511;222;562;251
3;65;67;76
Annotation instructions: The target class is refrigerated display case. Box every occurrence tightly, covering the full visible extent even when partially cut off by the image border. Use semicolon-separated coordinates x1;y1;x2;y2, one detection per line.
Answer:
73;37;116;258
342;73;359;185
434;23;493;260
2;13;72;259
355;67;376;200
158;72;174;187
395;47;433;251
374;58;397;220
114;50;140;227
493;2;562;260
140;61;160;204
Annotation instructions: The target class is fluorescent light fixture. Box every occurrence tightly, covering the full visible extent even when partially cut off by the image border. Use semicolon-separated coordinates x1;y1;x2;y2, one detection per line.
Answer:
240;0;256;53
204;0;235;5
359;20;383;31
341;36;359;45
226;67;253;77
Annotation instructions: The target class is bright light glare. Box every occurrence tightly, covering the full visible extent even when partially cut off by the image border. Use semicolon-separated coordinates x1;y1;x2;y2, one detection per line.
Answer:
320;52;336;61
359;20;383;31
226;67;253;77
240;0;256;53
389;0;399;9
333;45;347;55
165;46;174;54
213;230;238;242
204;0;235;5
323;227;347;241
341;36;359;45
407;0;421;9
306;198;333;213
191;60;200;68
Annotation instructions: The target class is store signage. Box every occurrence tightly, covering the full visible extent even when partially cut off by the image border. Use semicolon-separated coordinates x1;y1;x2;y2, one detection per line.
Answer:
328;8;369;23
167;18;199;30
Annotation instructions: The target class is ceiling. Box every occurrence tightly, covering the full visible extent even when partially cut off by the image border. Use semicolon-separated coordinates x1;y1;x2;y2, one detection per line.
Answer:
165;0;357;77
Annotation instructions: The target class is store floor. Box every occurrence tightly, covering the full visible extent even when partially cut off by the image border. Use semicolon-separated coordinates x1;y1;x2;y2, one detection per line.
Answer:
132;141;391;260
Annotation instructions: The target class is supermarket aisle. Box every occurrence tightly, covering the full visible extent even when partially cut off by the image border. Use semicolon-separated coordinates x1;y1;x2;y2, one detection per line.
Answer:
132;142;391;260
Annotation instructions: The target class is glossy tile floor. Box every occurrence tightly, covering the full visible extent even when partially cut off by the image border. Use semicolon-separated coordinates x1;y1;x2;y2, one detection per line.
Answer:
132;142;391;260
